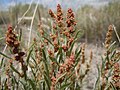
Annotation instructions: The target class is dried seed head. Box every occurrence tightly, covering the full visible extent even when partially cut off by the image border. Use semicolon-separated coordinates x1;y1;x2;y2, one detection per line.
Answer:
38;22;44;36
90;50;93;63
68;37;74;45
44;39;48;45
62;45;68;52
49;9;56;19
6;25;18;48
60;38;64;42
66;8;76;28
48;49;54;57
112;63;120;88
12;47;19;54
53;39;58;46
81;43;85;64
63;31;70;38
18;52;25;57
50;34;57;41
6;25;27;75
105;25;113;49
57;4;63;21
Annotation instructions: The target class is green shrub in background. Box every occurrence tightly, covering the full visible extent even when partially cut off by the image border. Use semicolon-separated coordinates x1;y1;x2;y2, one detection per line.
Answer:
76;1;120;44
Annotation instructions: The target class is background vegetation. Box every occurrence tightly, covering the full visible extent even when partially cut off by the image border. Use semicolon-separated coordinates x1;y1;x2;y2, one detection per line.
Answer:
0;1;120;46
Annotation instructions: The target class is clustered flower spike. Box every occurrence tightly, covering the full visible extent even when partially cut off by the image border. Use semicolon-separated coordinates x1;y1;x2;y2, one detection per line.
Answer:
48;4;77;54
81;43;85;64
57;4;63;21
112;63;120;88
66;8;76;33
6;25;27;77
105;25;113;49
38;22;44;36
49;9;56;19
50;53;75;90
6;25;19;54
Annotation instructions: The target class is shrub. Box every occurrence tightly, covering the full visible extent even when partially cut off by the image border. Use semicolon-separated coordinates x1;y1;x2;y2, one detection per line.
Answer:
0;4;120;90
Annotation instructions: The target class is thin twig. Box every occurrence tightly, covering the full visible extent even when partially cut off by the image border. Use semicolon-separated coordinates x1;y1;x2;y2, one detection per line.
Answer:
109;41;116;49
112;24;120;44
28;0;39;47
0;37;5;40
13;0;33;31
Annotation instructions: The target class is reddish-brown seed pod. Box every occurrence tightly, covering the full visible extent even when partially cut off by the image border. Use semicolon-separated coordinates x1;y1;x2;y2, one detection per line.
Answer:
14;41;20;47
14;55;21;61
18;52;25;57
48;49;54;57
12;47;19;54
49;9;56;19
62;45;68;52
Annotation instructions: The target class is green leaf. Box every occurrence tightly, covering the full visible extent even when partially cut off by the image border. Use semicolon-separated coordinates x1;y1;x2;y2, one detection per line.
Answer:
59;51;63;63
66;71;75;81
42;49;51;89
49;56;59;66
0;52;12;59
60;83;71;90
18;28;22;41
56;47;62;58
110;50;116;59
4;78;8;90
19;80;27;90
74;30;81;39
105;67;114;89
68;39;77;56
27;42;35;53
56;72;67;83
12;75;18;85
110;82;117;90
10;65;20;75
75;47;81;60
26;48;33;65
42;49;47;61
94;65;101;90
43;36;54;46
27;79;36;90
75;43;81;55
31;55;37;66
44;72;50;90
43;81;45;90
0;57;4;68
101;56;108;73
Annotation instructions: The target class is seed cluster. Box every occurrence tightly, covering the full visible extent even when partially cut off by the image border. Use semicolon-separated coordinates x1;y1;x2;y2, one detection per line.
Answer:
6;25;27;77
105;25;113;49
101;25;120;89
48;4;77;54
112;63;120;88
76;45;93;82
50;53;75;90
81;43;85;64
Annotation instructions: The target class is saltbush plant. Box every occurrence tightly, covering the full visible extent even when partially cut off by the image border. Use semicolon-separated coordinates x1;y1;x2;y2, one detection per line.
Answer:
95;25;120;90
0;4;120;90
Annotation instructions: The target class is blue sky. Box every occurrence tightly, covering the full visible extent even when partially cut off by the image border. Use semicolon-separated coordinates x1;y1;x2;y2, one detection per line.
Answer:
0;0;111;10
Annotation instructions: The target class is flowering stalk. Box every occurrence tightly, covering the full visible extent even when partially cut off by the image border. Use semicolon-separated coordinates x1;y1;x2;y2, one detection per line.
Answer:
6;25;27;78
95;25;120;90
